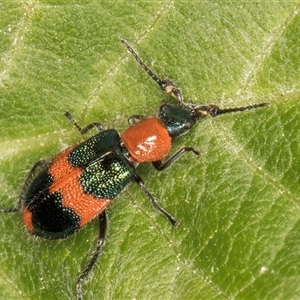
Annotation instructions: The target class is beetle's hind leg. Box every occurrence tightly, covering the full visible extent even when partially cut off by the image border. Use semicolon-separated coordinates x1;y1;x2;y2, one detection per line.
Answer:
76;210;108;300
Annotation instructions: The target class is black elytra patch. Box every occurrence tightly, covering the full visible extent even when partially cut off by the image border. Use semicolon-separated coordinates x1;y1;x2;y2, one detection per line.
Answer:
29;191;80;239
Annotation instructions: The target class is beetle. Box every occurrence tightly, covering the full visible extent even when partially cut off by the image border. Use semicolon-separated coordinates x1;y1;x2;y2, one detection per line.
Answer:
0;39;269;299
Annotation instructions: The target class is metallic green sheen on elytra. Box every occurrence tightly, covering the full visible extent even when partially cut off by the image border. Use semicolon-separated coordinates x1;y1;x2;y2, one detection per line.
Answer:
80;152;135;199
69;129;121;167
68;129;136;199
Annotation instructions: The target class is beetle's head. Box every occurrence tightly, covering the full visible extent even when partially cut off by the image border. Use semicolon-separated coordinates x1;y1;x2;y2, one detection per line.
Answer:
158;103;198;137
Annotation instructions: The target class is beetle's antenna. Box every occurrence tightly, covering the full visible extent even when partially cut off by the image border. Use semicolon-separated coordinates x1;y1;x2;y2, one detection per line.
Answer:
121;39;184;103
193;102;270;118
0;208;19;213
121;39;163;87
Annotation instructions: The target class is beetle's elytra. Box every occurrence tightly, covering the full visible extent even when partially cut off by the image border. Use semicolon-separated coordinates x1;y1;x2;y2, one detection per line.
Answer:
1;39;269;300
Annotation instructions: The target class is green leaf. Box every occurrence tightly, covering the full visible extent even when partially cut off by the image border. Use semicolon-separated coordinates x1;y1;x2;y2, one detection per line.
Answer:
0;2;299;300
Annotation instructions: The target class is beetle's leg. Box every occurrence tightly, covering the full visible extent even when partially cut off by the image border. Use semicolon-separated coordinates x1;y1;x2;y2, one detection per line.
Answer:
76;210;108;300
152;147;200;171
121;39;184;104
19;159;51;206
134;174;178;227
128;115;147;126
64;111;105;135
0;207;19;213
0;160;50;213
22;160;50;186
